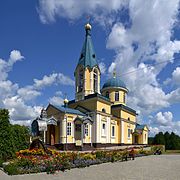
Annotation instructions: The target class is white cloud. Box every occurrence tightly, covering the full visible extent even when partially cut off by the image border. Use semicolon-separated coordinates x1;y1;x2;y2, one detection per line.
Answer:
149;111;180;136
172;67;180;85
106;0;180;119
0;51;74;123
155;111;173;126
17;86;41;101
3;96;42;121
34;73;74;89
99;62;106;74
0;50;24;81
49;96;64;107
9;50;24;65
38;0;127;24
165;67;180;86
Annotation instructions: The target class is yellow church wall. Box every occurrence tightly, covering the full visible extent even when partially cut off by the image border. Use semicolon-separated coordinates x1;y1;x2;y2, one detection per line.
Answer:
121;110;136;123
85;68;91;92
110;118;120;144
96;101;111;114
123;121;136;144
102;88;127;105
55;125;59;144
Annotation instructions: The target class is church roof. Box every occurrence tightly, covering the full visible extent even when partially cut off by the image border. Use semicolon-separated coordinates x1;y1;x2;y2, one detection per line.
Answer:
111;104;136;115
77;23;99;69
135;124;148;130
48;104;85;116
102;76;127;90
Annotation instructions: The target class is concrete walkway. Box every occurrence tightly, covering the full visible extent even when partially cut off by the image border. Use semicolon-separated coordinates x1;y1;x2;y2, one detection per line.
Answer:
0;155;180;180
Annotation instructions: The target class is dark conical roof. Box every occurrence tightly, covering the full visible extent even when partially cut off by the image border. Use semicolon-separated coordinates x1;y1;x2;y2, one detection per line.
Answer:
77;23;99;69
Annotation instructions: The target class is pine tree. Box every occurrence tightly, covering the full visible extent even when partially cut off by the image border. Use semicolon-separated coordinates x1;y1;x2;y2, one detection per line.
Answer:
153;132;165;145
0;109;15;161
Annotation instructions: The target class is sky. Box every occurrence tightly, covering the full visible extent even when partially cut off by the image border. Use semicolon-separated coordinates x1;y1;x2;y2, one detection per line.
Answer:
0;0;180;136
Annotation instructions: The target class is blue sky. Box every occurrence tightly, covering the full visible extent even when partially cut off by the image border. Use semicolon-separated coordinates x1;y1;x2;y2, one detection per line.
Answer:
0;0;180;136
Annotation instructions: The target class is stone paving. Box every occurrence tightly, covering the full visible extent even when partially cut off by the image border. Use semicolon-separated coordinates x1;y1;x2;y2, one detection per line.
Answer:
0;155;180;180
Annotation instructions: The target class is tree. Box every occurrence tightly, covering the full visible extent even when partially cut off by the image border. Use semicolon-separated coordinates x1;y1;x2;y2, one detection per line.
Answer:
169;132;180;150
0;109;30;161
153;132;165;145
11;125;30;152
164;131;171;150
0;109;15;160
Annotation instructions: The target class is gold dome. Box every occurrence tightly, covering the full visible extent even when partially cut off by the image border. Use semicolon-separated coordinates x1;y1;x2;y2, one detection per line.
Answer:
85;23;92;30
64;98;69;104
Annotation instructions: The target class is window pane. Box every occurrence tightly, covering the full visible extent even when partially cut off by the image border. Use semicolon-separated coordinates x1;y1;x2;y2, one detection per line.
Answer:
112;126;115;137
67;122;71;135
85;124;88;136
115;91;119;101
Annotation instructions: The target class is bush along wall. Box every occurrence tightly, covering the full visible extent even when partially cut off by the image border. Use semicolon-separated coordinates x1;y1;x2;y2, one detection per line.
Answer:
4;148;153;175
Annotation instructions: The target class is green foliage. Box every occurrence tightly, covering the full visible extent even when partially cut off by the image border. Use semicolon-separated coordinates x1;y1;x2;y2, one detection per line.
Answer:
0;109;15;161
11;125;30;152
153;132;165;145
4;163;19;175
151;145;165;153
151;131;180;150
0;109;30;161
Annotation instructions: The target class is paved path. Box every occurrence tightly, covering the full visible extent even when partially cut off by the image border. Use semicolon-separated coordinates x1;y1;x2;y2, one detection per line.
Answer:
0;155;180;180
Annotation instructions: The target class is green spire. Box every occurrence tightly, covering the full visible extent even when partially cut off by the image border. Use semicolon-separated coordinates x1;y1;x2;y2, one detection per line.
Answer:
77;23;99;69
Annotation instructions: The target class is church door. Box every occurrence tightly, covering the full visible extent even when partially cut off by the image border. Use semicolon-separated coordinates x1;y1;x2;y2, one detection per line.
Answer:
135;135;138;144
49;125;55;146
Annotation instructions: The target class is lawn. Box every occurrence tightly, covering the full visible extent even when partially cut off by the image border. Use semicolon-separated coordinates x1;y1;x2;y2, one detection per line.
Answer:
165;150;180;154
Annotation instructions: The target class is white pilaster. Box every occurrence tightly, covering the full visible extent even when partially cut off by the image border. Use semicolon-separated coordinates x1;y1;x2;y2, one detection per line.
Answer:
121;120;124;144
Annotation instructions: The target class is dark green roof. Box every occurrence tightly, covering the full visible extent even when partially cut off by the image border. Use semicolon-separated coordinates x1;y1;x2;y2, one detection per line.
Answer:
111;104;136;115
48;104;85;116
102;77;127;90
77;27;98;69
68;93;111;105
135;124;148;130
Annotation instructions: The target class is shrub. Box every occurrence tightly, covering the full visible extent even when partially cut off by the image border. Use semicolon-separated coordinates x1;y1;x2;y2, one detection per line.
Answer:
4;163;19;175
0;159;4;167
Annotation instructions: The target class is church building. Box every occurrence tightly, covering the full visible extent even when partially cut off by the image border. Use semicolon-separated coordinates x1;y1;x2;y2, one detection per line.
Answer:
36;23;148;150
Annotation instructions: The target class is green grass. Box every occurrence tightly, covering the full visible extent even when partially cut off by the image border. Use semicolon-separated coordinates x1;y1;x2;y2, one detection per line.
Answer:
165;150;180;154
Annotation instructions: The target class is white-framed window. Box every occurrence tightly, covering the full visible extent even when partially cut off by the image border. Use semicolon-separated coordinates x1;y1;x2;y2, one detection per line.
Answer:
115;91;119;101
112;126;115;137
102;123;106;136
67;122;72;135
85;124;88;136
128;129;131;138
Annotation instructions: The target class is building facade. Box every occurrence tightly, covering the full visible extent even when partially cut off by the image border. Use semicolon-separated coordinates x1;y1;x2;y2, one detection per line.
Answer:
42;23;148;150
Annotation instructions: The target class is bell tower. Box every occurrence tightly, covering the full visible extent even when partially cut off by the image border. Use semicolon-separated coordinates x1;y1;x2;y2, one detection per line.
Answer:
75;23;100;101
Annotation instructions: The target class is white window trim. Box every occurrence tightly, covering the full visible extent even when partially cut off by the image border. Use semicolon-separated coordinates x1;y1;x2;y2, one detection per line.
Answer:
101;122;106;137
85;124;89;136
67;122;72;136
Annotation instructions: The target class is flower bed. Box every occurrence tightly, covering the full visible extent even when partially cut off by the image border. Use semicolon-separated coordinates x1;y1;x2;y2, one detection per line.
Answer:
3;148;153;175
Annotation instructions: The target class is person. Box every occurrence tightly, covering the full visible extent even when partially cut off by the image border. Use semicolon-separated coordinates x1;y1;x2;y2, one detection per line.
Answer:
129;147;135;160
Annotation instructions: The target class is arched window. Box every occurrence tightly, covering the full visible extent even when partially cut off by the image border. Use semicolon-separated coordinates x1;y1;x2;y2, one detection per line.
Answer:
78;68;83;92
115;91;119;101
93;69;98;92
102;108;106;113
105;91;109;98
